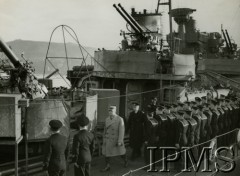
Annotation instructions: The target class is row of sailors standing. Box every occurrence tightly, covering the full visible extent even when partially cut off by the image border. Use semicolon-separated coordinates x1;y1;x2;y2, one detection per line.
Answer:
128;95;240;169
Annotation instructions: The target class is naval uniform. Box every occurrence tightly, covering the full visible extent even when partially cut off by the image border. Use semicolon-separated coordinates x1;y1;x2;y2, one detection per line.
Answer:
210;108;220;138
43;133;69;176
203;109;213;141
192;113;201;145
143;116;158;166
174;117;189;171
217;107;225;146
72;129;94;176
128;110;145;159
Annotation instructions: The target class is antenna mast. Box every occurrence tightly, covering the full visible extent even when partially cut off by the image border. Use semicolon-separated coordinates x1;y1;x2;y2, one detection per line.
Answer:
156;0;173;56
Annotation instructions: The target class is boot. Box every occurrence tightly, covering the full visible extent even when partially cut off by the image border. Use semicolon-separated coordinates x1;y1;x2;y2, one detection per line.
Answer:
101;164;110;172
123;155;128;168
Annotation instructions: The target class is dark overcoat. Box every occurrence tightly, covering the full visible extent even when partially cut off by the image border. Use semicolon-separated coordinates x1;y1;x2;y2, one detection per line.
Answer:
128;110;145;148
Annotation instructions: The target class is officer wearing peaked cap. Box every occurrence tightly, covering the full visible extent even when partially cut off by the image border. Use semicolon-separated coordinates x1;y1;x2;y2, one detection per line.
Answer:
72;114;94;176
127;102;145;160
101;106;128;171
43;120;69;176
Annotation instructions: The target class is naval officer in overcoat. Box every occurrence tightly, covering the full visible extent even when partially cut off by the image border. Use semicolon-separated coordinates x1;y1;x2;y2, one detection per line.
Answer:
101;106;128;171
127;102;145;160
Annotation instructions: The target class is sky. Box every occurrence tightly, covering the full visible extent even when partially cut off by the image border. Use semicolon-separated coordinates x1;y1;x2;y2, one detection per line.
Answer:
0;0;240;49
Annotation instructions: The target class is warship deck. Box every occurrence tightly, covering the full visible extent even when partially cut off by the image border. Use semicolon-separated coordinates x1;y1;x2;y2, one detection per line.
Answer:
32;147;240;176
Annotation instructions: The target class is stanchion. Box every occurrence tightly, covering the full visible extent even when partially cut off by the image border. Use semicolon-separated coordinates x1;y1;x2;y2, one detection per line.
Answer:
25;107;29;176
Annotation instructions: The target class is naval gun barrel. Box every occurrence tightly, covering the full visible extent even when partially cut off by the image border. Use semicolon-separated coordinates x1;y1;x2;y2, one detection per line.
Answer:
113;4;141;34
221;29;230;51
0;37;21;68
117;3;144;33
225;30;233;52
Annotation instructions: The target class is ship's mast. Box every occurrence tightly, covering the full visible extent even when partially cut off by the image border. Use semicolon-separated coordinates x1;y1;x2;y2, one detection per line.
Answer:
156;0;173;56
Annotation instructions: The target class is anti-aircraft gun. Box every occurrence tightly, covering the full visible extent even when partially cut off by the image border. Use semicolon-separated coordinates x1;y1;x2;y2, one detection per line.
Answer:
0;37;47;99
113;3;163;51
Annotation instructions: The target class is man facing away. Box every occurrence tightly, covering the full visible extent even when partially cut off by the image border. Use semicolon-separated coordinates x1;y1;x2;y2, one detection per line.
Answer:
43;120;69;176
72;114;94;176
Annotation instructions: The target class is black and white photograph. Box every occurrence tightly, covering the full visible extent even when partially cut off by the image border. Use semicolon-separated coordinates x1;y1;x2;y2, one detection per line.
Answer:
0;0;240;175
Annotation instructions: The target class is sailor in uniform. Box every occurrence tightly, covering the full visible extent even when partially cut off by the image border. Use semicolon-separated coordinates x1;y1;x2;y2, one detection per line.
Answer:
178;102;184;111
216;99;225;146
43;120;69;176
191;106;201;146
72;114;94;176
229;98;238;129
203;103;213;141
219;95;230;145
164;105;177;147
184;110;197;147
184;109;198;162
210;100;220;138
195;97;202;106
174;110;189;171
224;98;234;144
198;105;208;143
147;97;158;114
232;97;240;128
143;108;159;168
202;96;207;104
155;105;168;147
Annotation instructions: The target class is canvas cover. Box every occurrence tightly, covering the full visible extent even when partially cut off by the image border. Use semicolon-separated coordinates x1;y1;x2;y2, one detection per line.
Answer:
173;54;195;77
86;94;98;130
26;99;69;141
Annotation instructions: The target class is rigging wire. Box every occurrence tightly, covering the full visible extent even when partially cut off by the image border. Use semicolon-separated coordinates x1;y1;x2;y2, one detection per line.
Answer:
62;26;93;88
0;85;178;107
61;26;114;77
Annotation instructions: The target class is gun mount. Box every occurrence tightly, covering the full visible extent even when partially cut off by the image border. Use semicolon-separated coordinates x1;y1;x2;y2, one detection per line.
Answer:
113;3;163;51
0;37;47;99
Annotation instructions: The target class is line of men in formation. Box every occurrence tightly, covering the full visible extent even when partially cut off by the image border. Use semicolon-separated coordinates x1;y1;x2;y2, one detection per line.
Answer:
128;95;240;169
42;94;240;176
